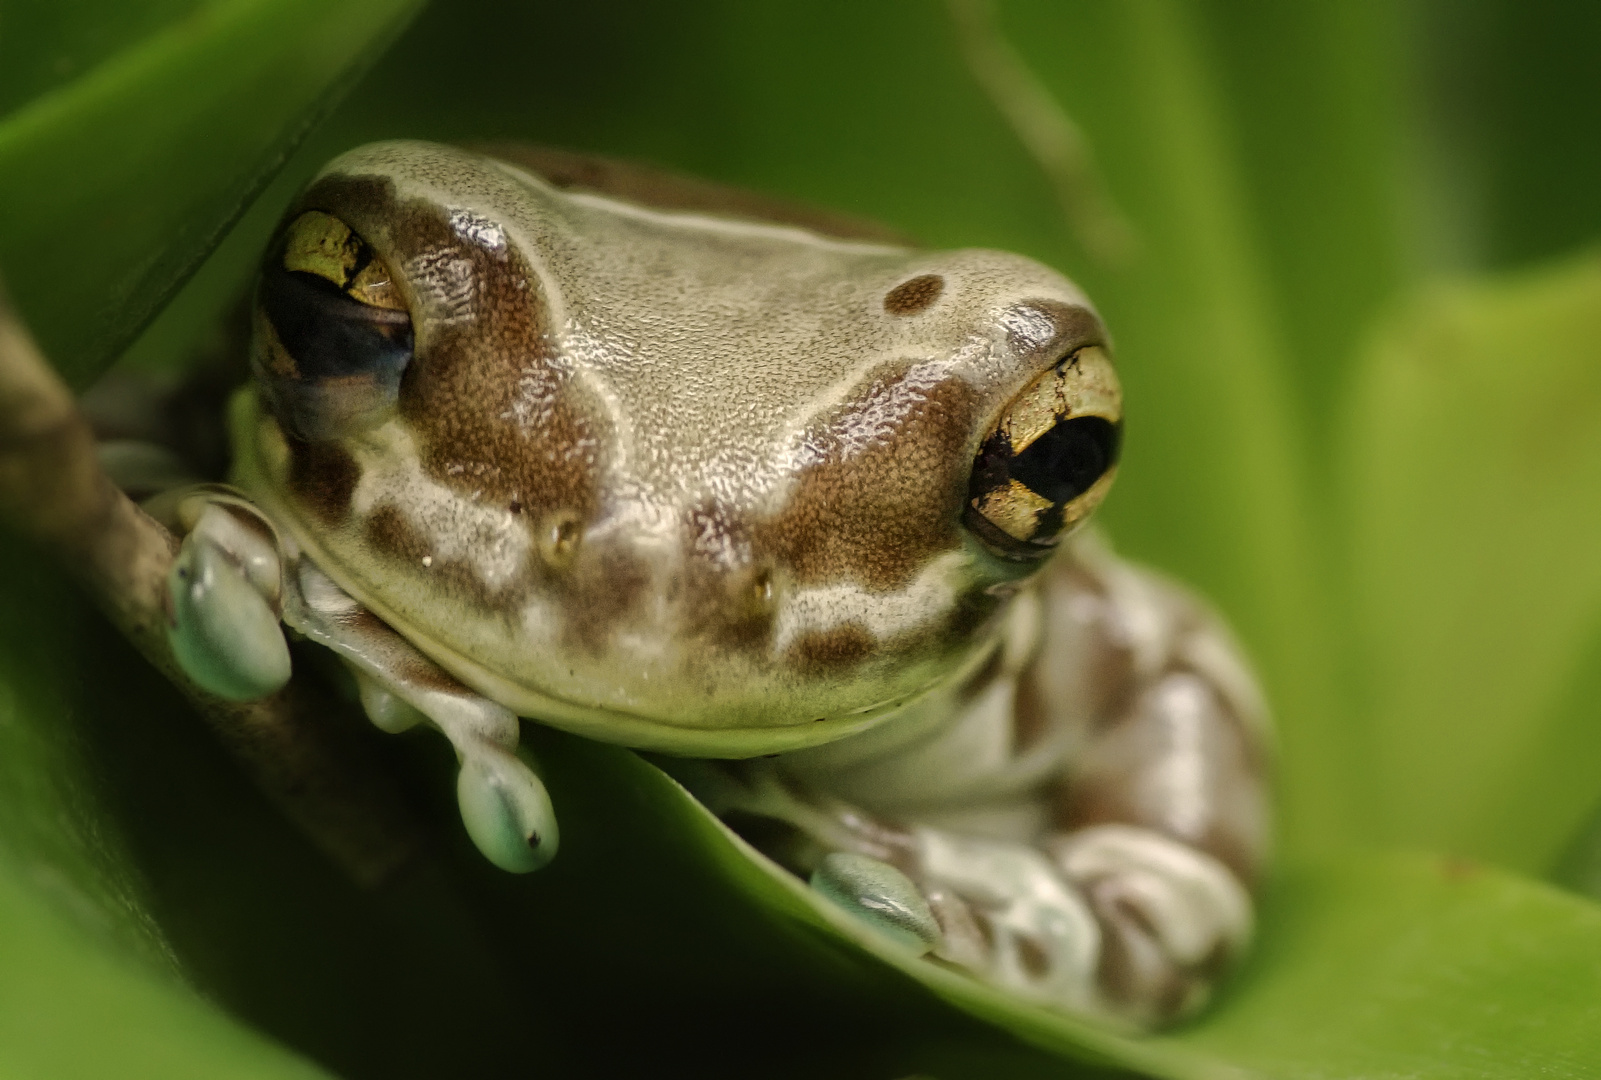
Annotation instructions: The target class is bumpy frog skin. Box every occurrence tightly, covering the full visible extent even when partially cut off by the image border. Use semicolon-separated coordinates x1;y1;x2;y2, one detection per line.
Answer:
158;141;1269;1028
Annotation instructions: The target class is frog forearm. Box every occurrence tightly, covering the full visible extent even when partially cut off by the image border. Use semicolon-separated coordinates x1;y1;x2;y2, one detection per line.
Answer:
1058;668;1269;885
1043;541;1268;1020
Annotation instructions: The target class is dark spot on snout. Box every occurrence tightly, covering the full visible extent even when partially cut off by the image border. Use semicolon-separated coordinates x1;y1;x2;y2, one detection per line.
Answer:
883;274;944;316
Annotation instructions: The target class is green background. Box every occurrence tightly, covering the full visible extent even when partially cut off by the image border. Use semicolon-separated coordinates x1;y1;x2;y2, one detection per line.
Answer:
2;1;1600;1076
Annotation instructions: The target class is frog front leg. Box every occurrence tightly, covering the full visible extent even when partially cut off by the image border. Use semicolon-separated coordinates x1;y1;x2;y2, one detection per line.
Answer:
720;535;1268;1027
284;559;559;872
160;489;557;872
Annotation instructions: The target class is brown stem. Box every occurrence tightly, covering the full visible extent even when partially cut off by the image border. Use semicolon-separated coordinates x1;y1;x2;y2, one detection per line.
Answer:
0;280;419;886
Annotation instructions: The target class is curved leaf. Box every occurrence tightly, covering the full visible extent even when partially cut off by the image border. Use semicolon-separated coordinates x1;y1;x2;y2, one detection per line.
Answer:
530;733;1601;1080
0;0;424;386
1340;251;1601;870
0;861;330;1080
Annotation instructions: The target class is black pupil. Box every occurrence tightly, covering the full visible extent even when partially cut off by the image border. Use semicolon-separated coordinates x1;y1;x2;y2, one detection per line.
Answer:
1008;415;1122;505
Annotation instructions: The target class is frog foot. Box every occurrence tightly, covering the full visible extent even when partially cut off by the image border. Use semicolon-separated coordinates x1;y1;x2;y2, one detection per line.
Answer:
1048;824;1252;1025
164;497;291;702
284;558;559;873
457;746;558;873
912;824;1251;1025
914;829;1105;1015
810;852;941;954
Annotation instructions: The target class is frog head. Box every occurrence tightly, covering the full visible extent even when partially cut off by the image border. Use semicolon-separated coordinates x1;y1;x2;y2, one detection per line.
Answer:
232;140;1121;756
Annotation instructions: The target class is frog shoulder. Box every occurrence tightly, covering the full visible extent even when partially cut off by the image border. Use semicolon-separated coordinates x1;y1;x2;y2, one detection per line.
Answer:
464;141;913;246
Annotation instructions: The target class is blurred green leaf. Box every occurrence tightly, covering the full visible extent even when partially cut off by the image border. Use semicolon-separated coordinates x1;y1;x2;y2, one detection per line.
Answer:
0;859;330;1080
0;0;423;387
1416;0;1601;270
1189;0;1410;445
1341;251;1601;871
984;2;1348;855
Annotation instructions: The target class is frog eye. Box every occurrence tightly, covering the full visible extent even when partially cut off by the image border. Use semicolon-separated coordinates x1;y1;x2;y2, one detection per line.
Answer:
964;345;1122;561
253;210;413;441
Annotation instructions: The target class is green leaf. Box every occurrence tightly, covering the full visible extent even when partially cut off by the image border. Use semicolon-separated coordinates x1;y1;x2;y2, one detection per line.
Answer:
1414;1;1601;269
1188;0;1410;444
530;733;1601;1080
1171;850;1601;1078
1340;251;1601;871
0;0;424;387
0;860;330;1080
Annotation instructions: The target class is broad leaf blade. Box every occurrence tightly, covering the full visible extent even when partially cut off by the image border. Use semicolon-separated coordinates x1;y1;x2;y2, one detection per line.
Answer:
1172;851;1601;1078
1341;251;1601;870
0;861;331;1080
529;733;1601;1080
0;0;424;387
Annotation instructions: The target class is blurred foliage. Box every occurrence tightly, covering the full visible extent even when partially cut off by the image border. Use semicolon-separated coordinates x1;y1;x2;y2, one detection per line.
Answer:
3;0;1601;1077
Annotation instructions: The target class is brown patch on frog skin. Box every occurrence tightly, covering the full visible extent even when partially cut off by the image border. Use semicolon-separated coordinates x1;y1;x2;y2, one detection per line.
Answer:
1002;299;1107;363
288;172;606;538
956;641;1006;703
1016;932;1052;980
365;500;541;618
287;438;359;523
393;216;606;528
364;503;426;563
790;624;876;674
754;369;980;593
883;274;944;316
675;502;777;655
556;542;652;659
684;562;778;656
1011;660;1052;751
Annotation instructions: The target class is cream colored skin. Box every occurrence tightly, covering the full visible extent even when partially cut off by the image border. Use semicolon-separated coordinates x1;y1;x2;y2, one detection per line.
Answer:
164;142;1270;1028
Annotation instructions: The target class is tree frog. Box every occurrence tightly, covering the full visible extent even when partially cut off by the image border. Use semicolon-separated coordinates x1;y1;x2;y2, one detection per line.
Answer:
156;140;1269;1028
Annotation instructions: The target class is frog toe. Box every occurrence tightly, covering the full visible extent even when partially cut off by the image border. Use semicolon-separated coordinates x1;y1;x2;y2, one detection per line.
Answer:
457;749;559;873
167;535;291;702
810;852;941;954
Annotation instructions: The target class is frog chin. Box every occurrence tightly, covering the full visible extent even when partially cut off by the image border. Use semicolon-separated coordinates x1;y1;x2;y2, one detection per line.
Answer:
402;622;983;759
409;630;973;755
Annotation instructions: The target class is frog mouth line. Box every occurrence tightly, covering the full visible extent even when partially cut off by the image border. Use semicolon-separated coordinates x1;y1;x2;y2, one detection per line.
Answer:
328;571;955;758
391;624;943;759
231;395;978;758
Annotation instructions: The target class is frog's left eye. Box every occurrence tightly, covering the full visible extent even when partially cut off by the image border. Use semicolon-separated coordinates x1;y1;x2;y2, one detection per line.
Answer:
254;210;413;441
964;345;1122;561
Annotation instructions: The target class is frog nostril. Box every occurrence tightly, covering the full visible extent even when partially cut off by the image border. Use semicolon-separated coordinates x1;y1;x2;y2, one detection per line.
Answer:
748;569;776;615
537;509;583;568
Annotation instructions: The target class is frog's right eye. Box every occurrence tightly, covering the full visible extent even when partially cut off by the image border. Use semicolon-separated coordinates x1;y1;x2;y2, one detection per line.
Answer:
253;210;413;441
